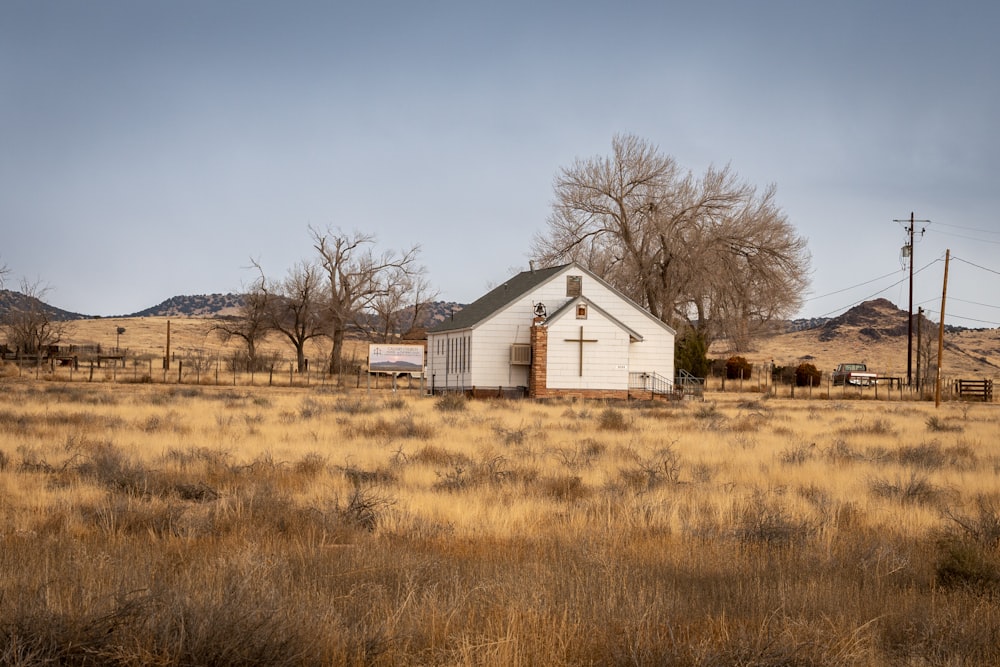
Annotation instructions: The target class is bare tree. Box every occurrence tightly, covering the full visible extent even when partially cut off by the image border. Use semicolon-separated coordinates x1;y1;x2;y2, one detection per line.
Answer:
311;227;423;374
0;257;9;288
366;265;437;343
261;260;328;373
1;277;66;358
211;269;273;372
532;134;810;349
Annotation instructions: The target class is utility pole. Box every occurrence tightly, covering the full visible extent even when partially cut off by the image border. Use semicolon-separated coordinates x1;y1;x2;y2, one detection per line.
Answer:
916;307;923;394
935;249;950;408
894;212;929;387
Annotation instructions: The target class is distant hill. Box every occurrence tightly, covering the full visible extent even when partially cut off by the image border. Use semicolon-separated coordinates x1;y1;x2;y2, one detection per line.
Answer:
1;283;467;325
422;301;464;326
127;293;245;318
0;289;85;321
129;295;466;325
785;316;831;332
712;298;1000;378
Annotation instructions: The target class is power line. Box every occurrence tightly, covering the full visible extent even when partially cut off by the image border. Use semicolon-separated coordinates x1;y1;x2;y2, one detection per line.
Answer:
934;221;1000;235
815;258;941;319
928;228;1000;245
949;296;1000;311
953;255;1000;277
920;308;1000;327
802;268;905;302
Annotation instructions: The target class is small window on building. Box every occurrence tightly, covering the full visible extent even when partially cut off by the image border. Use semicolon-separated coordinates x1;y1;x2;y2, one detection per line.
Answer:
576;303;588;319
566;275;582;297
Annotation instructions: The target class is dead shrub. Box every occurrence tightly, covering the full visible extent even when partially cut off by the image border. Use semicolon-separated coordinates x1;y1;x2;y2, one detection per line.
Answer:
731;491;813;545
81;497;185;537
411;445;465;466
941;494;1000;548
619;445;682;491
435;392;467;412
897;442;946;470
731;411;767;433
161;446;231;471
868;472;947;507
779;443;817;465
293;452;328;477
331;398;378;415
823;439;862;464
537;474;590;502
339;464;397;487
74;443;164;497
298;397;325;419
492;421;532;446
926;415;963;433
597;407;628;431
840;417;896;436
694;403;721;421
344;414;433;440
433;453;516;492
433;461;471;492
175;482;220;502
934;496;1000;593
554;442;602;471
339;487;396;531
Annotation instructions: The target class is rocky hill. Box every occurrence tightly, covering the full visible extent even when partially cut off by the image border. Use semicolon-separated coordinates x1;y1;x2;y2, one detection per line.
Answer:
127;293;245;318
0;289;85;321
713;298;1000;378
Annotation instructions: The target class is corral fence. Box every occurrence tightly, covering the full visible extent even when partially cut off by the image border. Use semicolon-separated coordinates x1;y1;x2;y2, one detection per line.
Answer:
699;362;996;403
0;348;427;391
953;379;994;402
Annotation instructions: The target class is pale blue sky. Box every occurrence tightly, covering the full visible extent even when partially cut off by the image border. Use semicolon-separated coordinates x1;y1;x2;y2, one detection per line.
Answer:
2;1;999;327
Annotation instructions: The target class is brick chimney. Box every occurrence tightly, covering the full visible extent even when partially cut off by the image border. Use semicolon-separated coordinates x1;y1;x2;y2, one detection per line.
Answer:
528;324;548;398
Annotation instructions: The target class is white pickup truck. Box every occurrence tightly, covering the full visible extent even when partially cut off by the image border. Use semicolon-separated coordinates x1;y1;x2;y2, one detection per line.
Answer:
832;363;878;386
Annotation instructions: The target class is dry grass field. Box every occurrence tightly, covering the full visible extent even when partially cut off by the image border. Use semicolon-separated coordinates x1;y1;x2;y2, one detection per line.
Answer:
1;372;999;665
56;316;365;374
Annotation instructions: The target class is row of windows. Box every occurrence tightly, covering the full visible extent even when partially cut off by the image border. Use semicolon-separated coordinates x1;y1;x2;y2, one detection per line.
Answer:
435;335;470;375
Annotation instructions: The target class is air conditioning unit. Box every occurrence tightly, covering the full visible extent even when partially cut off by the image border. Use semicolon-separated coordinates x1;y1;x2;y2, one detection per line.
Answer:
510;344;531;365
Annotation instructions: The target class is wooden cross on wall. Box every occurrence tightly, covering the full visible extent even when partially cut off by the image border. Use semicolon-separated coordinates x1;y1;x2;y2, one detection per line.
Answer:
565;326;598;376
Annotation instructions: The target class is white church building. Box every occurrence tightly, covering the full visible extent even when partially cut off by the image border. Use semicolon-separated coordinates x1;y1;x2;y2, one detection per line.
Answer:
426;262;676;399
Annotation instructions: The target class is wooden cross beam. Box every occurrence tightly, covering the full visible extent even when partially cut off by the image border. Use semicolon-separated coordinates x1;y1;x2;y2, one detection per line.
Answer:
565;326;598;376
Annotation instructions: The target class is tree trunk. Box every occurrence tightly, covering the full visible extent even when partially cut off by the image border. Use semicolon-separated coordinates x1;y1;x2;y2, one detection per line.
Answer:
329;328;345;376
295;343;306;373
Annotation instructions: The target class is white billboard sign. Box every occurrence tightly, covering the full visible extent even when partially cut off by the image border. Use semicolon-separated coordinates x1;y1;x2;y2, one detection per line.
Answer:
368;344;424;373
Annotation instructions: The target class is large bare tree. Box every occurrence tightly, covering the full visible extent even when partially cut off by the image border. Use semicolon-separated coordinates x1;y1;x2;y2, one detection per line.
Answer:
1;277;66;358
261;260;328;373
366;266;437;343
211;269;273;372
311;227;423;374
532;134;810;350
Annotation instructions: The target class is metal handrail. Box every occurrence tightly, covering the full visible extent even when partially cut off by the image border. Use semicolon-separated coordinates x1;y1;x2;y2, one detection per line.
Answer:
629;371;675;395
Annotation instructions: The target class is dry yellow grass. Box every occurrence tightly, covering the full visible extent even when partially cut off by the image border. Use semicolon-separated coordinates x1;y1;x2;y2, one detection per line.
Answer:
57;315;369;370
2;376;999;664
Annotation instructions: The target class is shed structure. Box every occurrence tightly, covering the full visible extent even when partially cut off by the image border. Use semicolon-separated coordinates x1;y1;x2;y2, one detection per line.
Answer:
426;262;676;399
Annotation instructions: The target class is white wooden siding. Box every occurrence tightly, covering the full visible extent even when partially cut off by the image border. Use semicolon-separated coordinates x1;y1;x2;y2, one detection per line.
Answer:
545;312;631;390
428;263;675;391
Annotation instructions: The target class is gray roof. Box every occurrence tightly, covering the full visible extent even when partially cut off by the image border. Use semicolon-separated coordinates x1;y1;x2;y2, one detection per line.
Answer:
427;263;570;333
